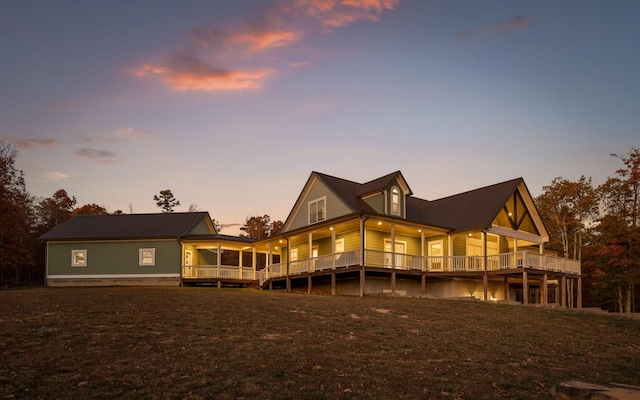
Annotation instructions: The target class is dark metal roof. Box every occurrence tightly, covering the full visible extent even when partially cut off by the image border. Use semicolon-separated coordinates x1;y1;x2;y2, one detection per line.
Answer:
418;178;524;232
39;212;214;241
316;171;524;233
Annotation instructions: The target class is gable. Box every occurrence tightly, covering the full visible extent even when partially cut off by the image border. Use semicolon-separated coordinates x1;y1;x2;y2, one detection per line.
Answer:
283;175;354;232
187;218;217;235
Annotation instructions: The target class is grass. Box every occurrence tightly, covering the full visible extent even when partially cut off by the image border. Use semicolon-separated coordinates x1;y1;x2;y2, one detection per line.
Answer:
1;287;639;399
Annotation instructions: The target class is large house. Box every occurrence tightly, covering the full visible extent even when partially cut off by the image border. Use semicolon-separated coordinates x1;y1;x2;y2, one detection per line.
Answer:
40;171;582;307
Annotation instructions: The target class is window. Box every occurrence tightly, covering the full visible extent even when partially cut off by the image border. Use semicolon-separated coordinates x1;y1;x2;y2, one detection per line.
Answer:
185;250;193;266
139;248;156;266
308;197;326;224
71;250;87;267
391;187;400;215
290;248;298;262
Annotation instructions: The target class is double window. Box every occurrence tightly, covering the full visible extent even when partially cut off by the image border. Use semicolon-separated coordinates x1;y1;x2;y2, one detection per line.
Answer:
139;248;156;266
71;250;87;267
308;197;326;224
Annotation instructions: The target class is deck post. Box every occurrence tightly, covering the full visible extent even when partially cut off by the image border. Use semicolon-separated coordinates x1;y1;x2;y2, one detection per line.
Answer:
331;228;336;270
331;272;336;295
391;271;396;295
217;280;221;289
421;274;426;294
420;230;425;271
542;274;548;304
522;270;529;305
308;276;312;294
359;267;365;297
359;217;366;298
560;276;567;307
577;277;583;309
503;277;509;304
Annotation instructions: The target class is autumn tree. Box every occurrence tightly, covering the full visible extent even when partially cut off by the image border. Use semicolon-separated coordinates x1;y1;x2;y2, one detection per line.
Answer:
239;215;283;240
594;148;640;313
0;139;37;286
37;189;77;232
535;176;598;259
153;189;180;213
71;203;108;216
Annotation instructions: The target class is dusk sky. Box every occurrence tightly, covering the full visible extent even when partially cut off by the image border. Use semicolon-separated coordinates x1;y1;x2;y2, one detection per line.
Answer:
2;0;638;234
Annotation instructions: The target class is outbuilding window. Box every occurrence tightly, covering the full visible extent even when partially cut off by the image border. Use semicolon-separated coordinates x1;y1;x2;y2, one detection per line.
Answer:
71;250;87;267
139;248;156;266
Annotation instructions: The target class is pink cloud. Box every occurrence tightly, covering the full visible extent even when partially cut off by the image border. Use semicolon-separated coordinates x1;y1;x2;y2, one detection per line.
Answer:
134;0;399;91
457;14;531;41
10;137;58;150
73;148;117;164
134;53;274;91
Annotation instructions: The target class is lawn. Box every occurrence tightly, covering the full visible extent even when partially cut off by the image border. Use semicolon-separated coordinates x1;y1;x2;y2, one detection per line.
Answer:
1;287;639;399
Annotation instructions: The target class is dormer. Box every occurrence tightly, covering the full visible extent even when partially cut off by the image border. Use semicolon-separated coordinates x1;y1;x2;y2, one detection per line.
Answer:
357;171;412;219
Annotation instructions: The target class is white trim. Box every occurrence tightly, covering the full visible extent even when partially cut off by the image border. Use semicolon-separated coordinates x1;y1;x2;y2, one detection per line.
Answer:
184;250;193;266
308;196;327;225
139;248;156;266
428;240;444;257
47;274;181;279
487;226;546;243
71;249;87;267
47;239;177;244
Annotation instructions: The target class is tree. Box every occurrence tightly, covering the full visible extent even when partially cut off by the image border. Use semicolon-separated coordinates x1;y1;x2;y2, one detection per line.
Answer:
595;148;640;313
535;176;598;259
71;203;108;216
0;139;37;286
239;215;283;240
153;190;180;213
37;189;77;232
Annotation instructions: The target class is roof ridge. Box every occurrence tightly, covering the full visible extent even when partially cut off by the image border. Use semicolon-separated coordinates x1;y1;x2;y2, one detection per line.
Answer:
429;177;523;202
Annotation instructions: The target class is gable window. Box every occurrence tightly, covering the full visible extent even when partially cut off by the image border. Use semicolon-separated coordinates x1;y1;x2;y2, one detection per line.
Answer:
308;197;326;224
139;248;156;266
71;250;87;267
391;187;400;215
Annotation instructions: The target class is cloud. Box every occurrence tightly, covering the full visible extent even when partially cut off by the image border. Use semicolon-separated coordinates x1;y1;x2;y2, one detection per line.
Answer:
220;222;243;229
45;171;70;181
134;53;274;91
457;14;531;41
10;137;58;150
134;0;399;92
46;100;75;112
73;148;117;164
109;128;152;143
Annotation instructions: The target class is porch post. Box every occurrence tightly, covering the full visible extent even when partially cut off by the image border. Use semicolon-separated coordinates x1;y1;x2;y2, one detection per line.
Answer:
391;223;396;269
331;228;336;270
420;230;425;271
577;277;583;309
483;232;488;301
542;274;548;304
331;272;336;295
555;281;560;305
217;243;222;266
252;247;257;280
239;250;243;279
522;270;529;305
286;238;291;292
421;274;426;294
308;232;313;272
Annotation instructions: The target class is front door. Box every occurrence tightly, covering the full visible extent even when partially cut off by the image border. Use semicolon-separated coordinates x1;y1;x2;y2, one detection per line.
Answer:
384;240;406;268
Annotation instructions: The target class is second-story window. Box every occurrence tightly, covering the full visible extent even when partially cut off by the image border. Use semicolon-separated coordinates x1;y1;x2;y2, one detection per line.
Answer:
391;187;400;215
309;197;326;224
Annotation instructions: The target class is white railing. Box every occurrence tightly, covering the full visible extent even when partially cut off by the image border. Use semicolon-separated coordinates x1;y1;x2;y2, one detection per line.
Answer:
182;265;254;280
189;250;581;286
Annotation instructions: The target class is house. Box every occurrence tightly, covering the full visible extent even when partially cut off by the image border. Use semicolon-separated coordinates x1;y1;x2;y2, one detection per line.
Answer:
40;171;582;306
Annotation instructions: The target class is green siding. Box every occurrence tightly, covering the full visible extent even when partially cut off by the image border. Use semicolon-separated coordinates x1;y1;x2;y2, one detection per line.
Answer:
48;240;181;276
365;229;420;254
427;235;450;256
452;236;466;257
287;178;353;231
363;193;384;213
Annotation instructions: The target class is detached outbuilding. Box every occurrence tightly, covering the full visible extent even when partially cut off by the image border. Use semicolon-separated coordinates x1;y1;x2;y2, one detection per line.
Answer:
40;212;217;286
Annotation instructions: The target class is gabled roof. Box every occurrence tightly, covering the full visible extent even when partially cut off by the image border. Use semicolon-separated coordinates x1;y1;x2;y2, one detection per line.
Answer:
312;171;530;233
39;212;215;241
418;178;524;232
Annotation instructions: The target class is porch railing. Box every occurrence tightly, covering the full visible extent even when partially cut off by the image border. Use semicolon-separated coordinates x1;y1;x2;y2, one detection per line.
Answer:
185;250;581;286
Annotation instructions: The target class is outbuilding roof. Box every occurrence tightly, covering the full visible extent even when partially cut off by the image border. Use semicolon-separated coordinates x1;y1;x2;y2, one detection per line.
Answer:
39;212;214;241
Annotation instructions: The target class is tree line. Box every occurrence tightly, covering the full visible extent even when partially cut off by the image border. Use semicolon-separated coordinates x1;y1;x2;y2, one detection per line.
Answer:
535;148;639;313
